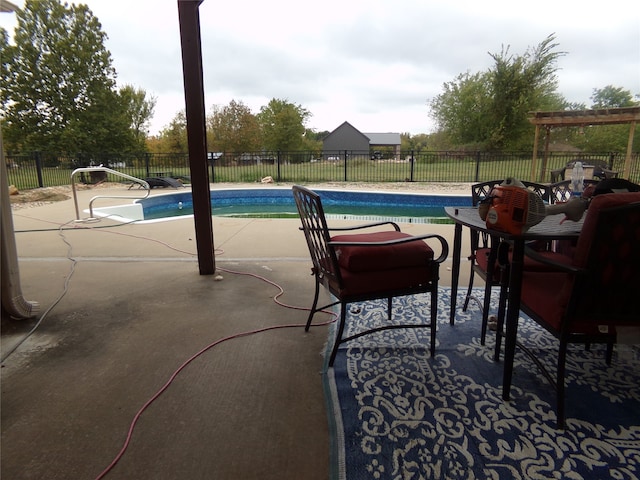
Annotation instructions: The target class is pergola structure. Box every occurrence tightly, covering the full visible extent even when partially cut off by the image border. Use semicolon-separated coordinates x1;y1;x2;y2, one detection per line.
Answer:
529;106;640;182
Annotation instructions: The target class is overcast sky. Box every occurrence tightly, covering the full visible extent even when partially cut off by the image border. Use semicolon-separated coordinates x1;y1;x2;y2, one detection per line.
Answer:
2;0;639;136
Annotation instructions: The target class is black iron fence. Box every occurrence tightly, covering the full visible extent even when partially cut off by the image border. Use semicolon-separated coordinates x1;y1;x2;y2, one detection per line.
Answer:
5;150;639;190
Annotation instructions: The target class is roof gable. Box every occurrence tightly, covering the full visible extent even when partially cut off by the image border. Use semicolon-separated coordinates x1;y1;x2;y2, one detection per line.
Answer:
324;121;370;142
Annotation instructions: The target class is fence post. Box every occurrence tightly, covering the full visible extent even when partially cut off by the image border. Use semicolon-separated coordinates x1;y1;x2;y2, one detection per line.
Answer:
144;153;151;178
343;150;348;182
474;151;481;182
35;152;44;188
277;151;282;182
409;150;415;182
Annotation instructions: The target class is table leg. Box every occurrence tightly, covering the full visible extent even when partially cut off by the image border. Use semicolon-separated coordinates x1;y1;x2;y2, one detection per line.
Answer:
481;236;499;345
493;240;510;361
450;222;462;325
502;238;524;401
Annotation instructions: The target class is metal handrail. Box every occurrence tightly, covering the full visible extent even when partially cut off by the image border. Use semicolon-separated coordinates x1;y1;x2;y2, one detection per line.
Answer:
71;167;150;221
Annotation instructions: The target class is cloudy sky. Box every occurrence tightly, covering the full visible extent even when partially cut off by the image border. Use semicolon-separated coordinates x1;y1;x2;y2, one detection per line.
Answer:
2;0;639;136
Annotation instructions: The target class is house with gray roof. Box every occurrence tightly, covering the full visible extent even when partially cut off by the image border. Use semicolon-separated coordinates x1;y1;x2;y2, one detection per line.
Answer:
322;121;401;159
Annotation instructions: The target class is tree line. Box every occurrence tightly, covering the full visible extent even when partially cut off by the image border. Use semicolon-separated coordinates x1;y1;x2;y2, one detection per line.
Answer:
1;0;155;155
1;1;638;160
427;35;639;153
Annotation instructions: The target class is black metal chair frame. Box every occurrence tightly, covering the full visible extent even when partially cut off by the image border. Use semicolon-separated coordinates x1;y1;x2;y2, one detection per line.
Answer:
549;179;600;203
513;200;640;428
550;159;618;183
461;180;551;344
292;185;449;367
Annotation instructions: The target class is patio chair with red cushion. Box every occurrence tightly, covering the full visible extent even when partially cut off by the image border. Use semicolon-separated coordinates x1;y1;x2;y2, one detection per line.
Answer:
515;191;640;428
461;180;554;344
292;185;449;367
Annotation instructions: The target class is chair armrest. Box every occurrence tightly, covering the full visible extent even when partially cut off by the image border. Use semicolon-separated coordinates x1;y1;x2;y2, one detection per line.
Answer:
298;221;401;234
330;234;449;264
327;221;401;232
522;246;585;275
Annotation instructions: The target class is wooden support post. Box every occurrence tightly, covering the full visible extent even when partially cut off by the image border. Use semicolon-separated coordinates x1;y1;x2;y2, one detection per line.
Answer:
530;125;540;182
178;0;215;275
623;120;636;179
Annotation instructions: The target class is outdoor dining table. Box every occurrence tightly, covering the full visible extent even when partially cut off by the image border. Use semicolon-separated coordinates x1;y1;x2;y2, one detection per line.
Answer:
444;206;585;401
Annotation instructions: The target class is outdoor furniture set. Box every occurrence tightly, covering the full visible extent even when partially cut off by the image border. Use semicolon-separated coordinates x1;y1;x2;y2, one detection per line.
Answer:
293;181;640;429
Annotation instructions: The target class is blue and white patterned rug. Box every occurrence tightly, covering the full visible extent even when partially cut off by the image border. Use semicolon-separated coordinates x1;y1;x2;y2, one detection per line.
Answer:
324;288;640;480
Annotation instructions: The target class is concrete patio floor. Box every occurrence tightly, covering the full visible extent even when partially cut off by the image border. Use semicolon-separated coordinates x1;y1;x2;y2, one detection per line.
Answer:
1;184;470;479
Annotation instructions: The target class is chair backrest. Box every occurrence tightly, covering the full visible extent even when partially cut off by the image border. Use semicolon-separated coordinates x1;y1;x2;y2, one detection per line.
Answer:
521;181;551;203
472;179;550;206
567;192;640;324
471;180;503;206
566;159;612;170
550;179;601;203
470;180;550;252
561;159;617;181
292;185;341;286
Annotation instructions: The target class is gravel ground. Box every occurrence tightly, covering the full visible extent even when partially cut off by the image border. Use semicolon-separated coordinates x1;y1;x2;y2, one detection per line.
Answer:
8;183;107;210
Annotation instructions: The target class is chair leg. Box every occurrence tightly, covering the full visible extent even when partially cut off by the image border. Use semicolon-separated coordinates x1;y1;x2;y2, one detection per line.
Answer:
329;303;348;367
556;341;568;429
492;281;508;361
462;268;476;312
387;297;393;320
480;288;492;346
493;242;510;358
430;283;438;356
479;277;493;346
305;276;321;331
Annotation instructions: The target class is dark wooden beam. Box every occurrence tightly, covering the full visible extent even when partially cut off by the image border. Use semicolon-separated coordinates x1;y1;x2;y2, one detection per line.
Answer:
529;107;640;127
177;0;215;275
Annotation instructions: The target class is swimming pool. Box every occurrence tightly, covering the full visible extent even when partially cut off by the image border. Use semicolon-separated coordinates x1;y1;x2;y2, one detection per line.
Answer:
91;187;472;224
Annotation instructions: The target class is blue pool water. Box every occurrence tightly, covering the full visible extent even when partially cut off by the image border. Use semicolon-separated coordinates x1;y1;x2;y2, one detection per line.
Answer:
94;188;472;224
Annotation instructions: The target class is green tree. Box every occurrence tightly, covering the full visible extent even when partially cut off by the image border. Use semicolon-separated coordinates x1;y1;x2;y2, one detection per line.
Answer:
401;133;430;153
206;100;262;154
429;34;566;151
257;98;310;152
573;86;640;152
306;130;330;143
0;28;11;114
62;85;134;155
429;71;493;148
590;85;637;108
158;110;188;153
486;35;565;149
1;0;138;155
298;128;322;157
119;85;156;151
